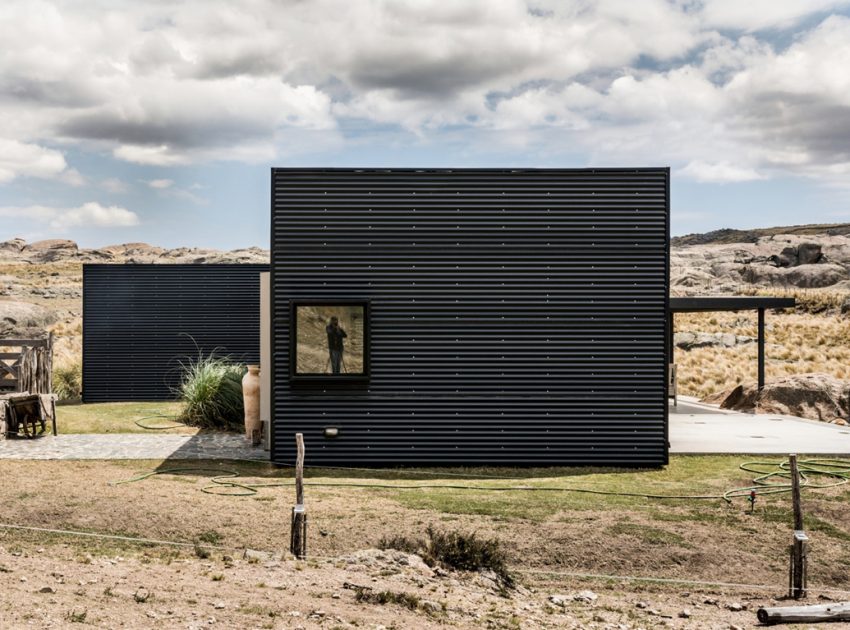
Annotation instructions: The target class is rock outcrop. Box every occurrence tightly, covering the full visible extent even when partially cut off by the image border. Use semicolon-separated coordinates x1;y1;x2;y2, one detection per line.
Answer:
24;239;79;262
710;373;849;424
0;238;269;265
671;233;850;294
674;332;755;349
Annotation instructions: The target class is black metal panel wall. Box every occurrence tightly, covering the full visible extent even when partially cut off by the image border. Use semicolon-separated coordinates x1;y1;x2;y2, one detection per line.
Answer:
271;168;669;466
83;264;268;402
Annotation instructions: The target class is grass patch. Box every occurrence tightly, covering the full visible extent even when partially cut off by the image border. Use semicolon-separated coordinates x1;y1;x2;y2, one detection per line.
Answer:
238;603;279;618
56;401;190;434
385;456;756;520
608;522;687;546
760;506;850;542
198;530;223;545
66;609;87;623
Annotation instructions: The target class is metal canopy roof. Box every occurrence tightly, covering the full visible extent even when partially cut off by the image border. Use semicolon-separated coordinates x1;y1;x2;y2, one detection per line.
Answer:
669;296;796;313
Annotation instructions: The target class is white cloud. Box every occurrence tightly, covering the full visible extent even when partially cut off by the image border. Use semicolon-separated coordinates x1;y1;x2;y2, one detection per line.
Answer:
60;168;86;187
113;144;191;166
0;0;848;188
700;0;850;31
0;139;68;183
100;177;128;193
679;161;766;183
147;178;174;189
0;202;139;230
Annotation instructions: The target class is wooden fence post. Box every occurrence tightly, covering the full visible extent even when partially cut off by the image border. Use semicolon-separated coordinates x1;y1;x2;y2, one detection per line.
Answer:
290;433;307;559
788;454;808;599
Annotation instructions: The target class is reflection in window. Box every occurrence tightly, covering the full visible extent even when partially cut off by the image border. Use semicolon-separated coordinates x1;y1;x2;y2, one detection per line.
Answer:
295;304;365;375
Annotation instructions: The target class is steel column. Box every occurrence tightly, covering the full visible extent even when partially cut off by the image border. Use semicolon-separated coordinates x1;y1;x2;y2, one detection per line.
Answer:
757;307;765;390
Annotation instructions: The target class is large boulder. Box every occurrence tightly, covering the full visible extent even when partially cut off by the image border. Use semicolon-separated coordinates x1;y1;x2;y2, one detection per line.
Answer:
0;300;55;337
24;239;78;262
797;242;824;265
739;262;848;289
0;238;26;255
674;331;755;349
713;373;850;424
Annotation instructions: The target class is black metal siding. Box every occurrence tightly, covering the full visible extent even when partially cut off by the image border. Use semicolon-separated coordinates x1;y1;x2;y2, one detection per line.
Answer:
271;168;669;465
83;264;268;402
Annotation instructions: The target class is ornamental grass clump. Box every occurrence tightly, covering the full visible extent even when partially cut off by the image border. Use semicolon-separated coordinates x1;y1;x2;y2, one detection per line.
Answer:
177;353;245;431
53;359;82;401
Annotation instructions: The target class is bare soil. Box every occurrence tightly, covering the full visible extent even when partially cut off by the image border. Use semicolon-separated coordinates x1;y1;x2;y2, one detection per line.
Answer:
0;543;784;630
2;458;850;628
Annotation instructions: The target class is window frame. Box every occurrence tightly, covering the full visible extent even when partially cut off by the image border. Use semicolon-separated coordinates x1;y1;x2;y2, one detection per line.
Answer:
288;299;371;389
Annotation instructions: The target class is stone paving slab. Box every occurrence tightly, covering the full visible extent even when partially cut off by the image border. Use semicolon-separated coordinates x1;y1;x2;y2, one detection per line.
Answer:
0;433;268;461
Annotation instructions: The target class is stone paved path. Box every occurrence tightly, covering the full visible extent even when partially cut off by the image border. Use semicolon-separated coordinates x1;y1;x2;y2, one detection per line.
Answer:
0;433;268;461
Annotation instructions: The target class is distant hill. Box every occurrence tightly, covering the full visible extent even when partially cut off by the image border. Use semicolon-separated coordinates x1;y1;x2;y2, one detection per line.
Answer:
672;223;850;247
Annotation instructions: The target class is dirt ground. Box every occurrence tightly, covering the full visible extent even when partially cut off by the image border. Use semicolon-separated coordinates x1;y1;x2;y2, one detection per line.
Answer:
0;543;796;630
2;457;850;628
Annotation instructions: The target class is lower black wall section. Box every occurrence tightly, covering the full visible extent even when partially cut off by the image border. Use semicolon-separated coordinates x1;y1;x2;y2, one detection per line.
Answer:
271;168;670;466
83;264;268;402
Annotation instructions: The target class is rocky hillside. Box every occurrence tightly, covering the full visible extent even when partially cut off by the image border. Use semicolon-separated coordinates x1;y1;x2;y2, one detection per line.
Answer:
0;238;268;265
671;228;850;295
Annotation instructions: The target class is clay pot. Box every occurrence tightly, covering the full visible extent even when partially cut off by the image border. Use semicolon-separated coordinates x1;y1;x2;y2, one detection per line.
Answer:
242;365;261;444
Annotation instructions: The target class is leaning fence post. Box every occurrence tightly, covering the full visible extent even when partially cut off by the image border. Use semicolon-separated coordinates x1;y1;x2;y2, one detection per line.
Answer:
290;433;307;559
788;454;808;599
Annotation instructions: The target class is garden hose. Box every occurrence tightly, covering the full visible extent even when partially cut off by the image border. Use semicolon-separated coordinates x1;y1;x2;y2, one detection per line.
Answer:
133;413;186;430
110;458;850;502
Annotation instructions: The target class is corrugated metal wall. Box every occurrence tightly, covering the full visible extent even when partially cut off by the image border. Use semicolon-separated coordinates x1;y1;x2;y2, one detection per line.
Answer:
83;264;268;402
271;168;669;465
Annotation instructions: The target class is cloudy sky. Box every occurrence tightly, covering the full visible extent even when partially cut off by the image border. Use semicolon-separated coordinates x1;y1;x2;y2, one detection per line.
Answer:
2;0;850;249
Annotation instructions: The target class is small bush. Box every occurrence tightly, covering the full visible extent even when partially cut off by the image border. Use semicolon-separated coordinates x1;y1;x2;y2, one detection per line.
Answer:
67;609;87;623
198;530;223;544
379;527;514;591
377;535;423;554
53;360;82;401
177;352;245;431
424;527;514;589
354;587;421;610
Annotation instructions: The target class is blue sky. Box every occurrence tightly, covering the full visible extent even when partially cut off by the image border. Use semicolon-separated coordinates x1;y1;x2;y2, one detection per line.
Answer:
1;1;850;250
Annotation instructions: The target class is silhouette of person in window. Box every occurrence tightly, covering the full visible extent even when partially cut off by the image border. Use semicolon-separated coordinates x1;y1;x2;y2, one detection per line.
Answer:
326;316;347;374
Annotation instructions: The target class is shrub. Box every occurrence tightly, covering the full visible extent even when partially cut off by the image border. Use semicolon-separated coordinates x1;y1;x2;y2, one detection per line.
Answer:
53;360;82;401
354;587;421;610
377;535;423;554
176;352;245;431
424;527;514;590
379;527;514;591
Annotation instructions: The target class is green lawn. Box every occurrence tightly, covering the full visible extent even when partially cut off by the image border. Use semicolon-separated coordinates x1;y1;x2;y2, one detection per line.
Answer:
55;401;196;434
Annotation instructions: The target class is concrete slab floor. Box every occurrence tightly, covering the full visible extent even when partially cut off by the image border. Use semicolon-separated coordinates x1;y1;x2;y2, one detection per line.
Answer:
670;396;850;455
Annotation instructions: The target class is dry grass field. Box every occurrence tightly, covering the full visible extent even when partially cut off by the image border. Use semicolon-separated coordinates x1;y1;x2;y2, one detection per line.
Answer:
2;456;850;627
674;290;850;400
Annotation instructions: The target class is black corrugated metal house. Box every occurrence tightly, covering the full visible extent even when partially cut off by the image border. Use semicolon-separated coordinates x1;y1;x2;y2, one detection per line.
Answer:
271;168;670;466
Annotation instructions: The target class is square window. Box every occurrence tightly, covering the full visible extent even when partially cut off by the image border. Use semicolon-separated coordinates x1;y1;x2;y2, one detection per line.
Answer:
290;300;369;387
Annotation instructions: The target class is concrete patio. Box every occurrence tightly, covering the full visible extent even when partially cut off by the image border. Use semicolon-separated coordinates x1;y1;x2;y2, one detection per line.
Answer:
0;432;267;461
670;396;850;455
